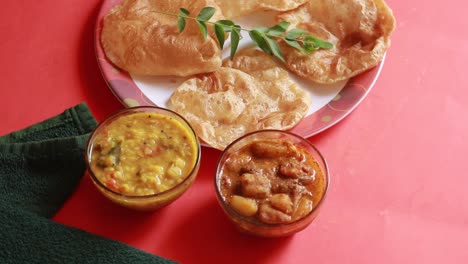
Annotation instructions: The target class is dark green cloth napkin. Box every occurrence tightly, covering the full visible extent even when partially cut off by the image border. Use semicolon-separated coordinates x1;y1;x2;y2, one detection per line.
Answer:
0;103;175;264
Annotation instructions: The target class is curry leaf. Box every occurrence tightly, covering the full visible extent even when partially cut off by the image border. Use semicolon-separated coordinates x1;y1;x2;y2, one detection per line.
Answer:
177;8;190;32
249;30;272;55
264;35;285;62
267;21;290;37
252;26;269;33
179;8;190;16
197;21;208;40
230;25;241;59
177;17;186;32
214;24;225;49
197;7;216;21
285;28;308;40
284;39;306;53
303;41;317;52
310;36;334;49
216;20;234;32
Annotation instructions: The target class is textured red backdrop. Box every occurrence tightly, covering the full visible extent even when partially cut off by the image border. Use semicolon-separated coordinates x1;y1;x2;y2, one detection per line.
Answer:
1;1;467;263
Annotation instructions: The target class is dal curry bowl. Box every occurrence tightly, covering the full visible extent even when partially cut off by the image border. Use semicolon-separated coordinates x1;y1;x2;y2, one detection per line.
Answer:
215;130;329;237
85;106;201;210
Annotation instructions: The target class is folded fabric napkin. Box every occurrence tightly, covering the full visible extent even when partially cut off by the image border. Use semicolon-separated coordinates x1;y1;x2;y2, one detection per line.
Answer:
0;103;175;263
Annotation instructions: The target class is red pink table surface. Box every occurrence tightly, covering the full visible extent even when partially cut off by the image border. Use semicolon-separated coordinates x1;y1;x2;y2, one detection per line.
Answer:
1;1;467;263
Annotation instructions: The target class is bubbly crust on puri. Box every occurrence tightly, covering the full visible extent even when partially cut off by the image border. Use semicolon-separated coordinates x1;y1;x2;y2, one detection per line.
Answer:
214;0;308;18
101;0;224;77
277;0;396;84
169;48;311;150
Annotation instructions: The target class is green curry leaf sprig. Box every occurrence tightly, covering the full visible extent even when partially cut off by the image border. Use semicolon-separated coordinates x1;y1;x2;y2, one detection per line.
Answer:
151;7;333;62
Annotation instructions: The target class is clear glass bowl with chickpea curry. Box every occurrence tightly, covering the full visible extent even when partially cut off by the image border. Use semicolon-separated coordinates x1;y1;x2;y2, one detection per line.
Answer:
86;106;201;210
215;130;329;237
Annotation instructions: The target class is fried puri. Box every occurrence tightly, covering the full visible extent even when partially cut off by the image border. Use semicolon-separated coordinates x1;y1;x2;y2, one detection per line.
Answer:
277;0;396;83
101;0;224;76
214;0;308;18
169;48;310;149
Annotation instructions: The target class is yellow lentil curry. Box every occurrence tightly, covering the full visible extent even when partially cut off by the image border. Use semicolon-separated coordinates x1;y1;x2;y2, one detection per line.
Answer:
90;112;198;196
219;139;326;225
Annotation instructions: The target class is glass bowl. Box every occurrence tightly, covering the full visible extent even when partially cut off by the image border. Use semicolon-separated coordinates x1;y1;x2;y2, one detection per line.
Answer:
85;106;201;211
214;130;329;237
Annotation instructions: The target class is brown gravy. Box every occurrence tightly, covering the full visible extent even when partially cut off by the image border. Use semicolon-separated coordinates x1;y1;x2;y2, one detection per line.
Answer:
219;139;326;225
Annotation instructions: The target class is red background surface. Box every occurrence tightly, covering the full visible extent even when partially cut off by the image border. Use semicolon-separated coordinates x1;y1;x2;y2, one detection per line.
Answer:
1;1;467;263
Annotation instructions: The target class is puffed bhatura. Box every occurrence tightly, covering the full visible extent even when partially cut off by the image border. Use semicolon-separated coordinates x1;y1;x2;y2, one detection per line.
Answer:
276;0;395;84
101;0;224;77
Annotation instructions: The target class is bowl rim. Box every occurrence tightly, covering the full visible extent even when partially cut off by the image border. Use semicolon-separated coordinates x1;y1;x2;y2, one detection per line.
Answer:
214;129;330;229
85;106;201;200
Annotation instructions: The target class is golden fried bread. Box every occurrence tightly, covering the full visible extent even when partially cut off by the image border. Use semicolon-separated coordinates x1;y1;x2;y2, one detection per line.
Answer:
277;0;395;83
169;48;310;149
101;0;224;77
214;0;308;18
